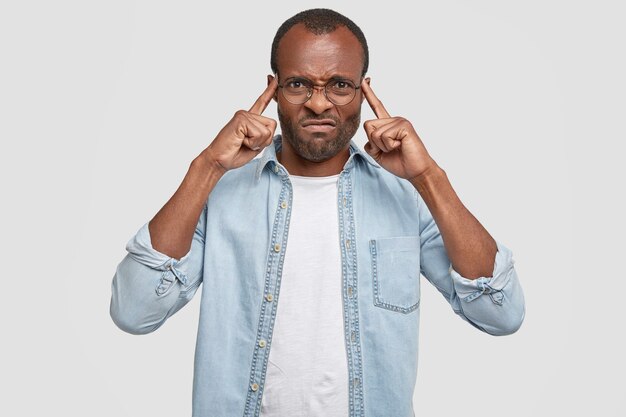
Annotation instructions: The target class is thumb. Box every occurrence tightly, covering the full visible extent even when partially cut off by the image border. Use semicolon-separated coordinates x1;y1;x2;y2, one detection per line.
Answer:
364;141;382;162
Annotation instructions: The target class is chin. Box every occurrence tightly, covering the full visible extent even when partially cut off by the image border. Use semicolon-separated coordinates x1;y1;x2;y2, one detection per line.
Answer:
294;137;349;163
278;111;359;163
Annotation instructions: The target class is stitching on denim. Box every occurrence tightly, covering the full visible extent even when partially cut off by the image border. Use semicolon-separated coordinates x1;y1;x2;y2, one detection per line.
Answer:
370;240;420;314
339;172;365;417
243;184;284;415
176;268;203;298
178;278;202;298
338;178;355;416
155;270;175;296
253;179;293;417
243;178;293;417
155;259;193;296
462;278;505;305
348;173;364;417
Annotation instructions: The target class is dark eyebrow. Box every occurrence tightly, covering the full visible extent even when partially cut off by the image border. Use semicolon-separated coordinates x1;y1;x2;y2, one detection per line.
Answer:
284;76;313;83
283;75;356;85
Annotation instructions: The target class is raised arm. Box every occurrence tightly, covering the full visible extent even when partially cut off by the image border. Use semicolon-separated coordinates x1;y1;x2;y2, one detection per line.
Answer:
361;78;498;278
149;77;278;259
110;78;278;334
360;78;524;334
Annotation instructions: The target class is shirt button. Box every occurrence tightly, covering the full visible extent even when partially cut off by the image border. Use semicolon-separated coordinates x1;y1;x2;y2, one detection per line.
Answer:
343;197;347;207
274;243;281;252
251;383;259;391
273;165;279;173
265;293;274;302
346;239;351;249
259;339;266;348
351;331;356;342
280;201;287;209
348;286;353;297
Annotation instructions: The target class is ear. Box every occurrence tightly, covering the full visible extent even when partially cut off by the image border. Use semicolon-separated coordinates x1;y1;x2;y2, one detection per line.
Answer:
361;77;371;104
268;74;278;102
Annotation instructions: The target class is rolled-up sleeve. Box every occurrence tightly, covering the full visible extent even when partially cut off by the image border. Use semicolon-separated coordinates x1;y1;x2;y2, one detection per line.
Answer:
417;192;525;336
110;205;206;335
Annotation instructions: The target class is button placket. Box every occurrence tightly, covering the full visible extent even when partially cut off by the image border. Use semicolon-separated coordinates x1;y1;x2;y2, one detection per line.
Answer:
244;179;294;416
338;171;365;416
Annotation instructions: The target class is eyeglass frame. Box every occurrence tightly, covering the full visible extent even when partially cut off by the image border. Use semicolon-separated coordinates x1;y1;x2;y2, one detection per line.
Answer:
276;74;363;106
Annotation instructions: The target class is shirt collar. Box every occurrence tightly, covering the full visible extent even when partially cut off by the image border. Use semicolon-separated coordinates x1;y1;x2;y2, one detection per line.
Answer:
254;134;379;181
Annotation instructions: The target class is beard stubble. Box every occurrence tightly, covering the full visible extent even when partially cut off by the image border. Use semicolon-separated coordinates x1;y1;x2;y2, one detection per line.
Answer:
277;106;361;163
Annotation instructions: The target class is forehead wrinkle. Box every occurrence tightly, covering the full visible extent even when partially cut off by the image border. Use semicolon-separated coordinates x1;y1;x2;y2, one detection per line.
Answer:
281;58;362;84
286;65;352;83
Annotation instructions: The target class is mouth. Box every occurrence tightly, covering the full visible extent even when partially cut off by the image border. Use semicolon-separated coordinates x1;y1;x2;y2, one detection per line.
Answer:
301;119;337;132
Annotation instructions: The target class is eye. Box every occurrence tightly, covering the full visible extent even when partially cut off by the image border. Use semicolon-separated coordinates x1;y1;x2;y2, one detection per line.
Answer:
286;80;308;90
328;79;355;96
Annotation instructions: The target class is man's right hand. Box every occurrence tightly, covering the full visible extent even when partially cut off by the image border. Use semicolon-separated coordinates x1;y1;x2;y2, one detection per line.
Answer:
148;78;278;259
203;77;279;173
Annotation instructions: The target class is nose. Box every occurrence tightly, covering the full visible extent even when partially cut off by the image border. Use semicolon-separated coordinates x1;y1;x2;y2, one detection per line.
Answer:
303;86;335;115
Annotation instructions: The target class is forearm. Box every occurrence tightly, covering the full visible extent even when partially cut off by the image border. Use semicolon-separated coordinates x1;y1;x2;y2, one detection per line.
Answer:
149;151;224;259
111;216;206;334
410;163;497;279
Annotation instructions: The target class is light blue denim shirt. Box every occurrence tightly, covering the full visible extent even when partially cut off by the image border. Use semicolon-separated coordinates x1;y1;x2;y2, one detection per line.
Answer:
110;135;525;417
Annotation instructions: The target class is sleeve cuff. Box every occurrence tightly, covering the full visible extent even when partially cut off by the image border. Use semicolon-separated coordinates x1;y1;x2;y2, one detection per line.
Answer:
125;223;192;286
450;241;515;306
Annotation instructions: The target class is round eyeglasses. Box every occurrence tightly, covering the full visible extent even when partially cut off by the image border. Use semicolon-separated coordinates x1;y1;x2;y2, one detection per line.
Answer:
277;77;361;106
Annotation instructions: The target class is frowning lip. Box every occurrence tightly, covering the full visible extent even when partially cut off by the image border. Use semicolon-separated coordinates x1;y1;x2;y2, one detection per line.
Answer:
301;119;337;127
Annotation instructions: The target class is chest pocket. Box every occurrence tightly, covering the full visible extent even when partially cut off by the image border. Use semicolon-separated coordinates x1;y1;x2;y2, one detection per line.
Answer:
370;236;421;314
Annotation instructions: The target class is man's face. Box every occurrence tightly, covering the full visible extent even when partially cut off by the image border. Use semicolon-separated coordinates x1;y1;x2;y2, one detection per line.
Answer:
274;24;365;163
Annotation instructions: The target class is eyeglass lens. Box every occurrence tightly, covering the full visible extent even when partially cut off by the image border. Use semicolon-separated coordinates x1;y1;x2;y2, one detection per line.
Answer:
282;78;357;105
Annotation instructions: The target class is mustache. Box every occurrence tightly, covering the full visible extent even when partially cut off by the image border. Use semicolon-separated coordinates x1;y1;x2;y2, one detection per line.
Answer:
299;114;339;125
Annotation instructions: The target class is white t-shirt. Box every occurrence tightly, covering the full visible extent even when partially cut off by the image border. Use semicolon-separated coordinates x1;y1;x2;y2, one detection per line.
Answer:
260;174;349;417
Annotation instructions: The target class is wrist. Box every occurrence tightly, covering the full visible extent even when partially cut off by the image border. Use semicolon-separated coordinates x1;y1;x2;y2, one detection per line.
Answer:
191;150;227;184
408;161;446;194
195;148;227;175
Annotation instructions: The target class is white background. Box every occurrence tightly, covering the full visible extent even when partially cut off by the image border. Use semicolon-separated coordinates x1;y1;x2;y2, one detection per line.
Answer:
1;0;624;415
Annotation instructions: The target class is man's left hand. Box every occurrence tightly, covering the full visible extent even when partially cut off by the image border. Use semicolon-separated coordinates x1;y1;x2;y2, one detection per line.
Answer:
361;78;438;181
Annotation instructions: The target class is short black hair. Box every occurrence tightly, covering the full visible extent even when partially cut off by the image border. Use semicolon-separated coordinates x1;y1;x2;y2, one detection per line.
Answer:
270;8;369;77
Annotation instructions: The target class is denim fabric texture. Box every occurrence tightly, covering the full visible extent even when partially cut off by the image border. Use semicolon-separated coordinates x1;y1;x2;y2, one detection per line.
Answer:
110;135;525;417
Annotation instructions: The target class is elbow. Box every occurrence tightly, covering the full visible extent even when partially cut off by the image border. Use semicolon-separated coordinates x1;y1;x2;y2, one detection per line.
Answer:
109;258;167;335
109;276;164;335
483;269;526;336
485;306;525;336
109;299;160;335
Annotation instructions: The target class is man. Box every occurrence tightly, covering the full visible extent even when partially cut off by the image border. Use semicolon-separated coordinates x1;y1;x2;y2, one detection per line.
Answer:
110;8;525;417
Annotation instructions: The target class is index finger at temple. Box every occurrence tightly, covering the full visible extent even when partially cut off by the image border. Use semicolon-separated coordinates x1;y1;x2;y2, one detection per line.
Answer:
361;78;391;119
249;77;278;115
